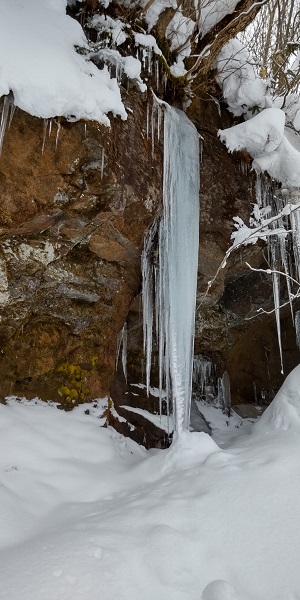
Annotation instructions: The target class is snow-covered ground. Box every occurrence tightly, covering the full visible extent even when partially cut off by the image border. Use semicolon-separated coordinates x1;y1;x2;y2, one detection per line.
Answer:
2;367;300;600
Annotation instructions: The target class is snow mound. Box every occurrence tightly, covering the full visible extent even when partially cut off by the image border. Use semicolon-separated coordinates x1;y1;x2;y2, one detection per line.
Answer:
202;580;245;600
0;0;126;124
253;365;300;434
219;108;285;157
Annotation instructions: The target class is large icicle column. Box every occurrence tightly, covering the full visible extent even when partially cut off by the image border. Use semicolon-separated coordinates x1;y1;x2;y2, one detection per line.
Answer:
143;105;200;435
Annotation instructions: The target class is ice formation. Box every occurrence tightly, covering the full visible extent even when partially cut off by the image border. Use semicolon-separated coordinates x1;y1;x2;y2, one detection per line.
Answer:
217;371;231;412
142;104;200;434
231;175;300;373
193;355;212;395
0;93;15;156
116;323;128;383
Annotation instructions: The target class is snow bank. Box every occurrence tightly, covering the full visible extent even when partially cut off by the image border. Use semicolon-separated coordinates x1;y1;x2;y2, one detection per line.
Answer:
253;364;300;434
0;0;126;124
2;396;300;599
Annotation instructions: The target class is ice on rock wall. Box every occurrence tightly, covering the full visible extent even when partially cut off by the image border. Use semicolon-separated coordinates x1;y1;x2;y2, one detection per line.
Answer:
193;355;212;395
217;371;231;412
0;93;15;156
116;323;128;383
142;104;200;434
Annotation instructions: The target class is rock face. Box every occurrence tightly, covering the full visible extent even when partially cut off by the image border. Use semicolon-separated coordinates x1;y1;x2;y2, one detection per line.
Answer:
0;92;162;405
0;89;299;441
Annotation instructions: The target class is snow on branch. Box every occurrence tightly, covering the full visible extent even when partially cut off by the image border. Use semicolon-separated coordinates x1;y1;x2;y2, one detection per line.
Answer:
0;0;127;124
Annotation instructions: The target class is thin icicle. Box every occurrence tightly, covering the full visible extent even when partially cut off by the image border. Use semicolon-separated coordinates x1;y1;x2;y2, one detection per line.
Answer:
295;311;300;350
271;242;284;374
151;102;155;158
0;93;14;155
217;371;231;412
157;103;162;142
101;147;105;180
116;322;128;382
42;119;48;155
122;323;127;384
146;102;150;139
8;103;16;129
280;236;294;322
193;355;212;395
55;120;61;150
155;59;159;91
142;220;158;396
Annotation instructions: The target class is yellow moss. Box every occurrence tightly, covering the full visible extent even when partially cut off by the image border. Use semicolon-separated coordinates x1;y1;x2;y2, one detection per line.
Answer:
57;361;93;404
58;385;71;397
91;356;98;367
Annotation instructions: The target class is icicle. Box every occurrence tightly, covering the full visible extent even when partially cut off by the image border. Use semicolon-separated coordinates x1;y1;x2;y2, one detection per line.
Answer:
8;103;16;130
290;208;300;283
122;323;127;383
48;118;53;138
280;236;294;322
295;310;300;350
192;355;212;395
158;106;200;434
151;102;155;158
0;93;14;155
271;243;284;374
42;119;48;155
142;220;158;396
142;104;200;435
146;102;150;139
157;103;162;142
55;120;61;150
101;147;105;180
116;323;128;382
155;59;159;91
217;371;231;412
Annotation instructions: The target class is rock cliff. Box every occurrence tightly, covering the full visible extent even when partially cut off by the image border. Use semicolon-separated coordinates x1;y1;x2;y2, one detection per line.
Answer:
0;77;298;446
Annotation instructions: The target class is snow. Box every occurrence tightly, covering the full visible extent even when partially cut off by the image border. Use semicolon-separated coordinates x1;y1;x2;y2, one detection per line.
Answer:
219;107;300;187
3;367;300;599
134;32;163;56
216;39;267;116
219;108;285;156
0;0;126;124
142;0;177;31
166;10;195;76
200;0;240;37
90;14;128;46
121;404;174;433
253;364;300;434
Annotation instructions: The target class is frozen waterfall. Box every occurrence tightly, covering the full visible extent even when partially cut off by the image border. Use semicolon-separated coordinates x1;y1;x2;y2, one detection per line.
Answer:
143;105;200;435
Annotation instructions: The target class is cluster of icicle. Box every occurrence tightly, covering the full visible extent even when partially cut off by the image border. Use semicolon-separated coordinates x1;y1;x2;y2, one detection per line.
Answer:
255;175;300;372
193;355;231;411
142;101;200;435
